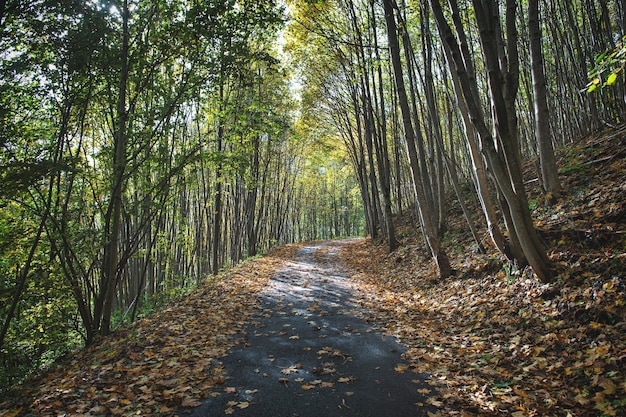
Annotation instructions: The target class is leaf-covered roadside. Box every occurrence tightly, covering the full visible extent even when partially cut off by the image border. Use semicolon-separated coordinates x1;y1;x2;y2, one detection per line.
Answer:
0;244;302;416
340;127;626;416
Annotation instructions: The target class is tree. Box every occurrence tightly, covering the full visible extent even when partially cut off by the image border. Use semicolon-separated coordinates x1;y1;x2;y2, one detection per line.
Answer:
430;0;553;282
528;0;561;201
382;0;452;278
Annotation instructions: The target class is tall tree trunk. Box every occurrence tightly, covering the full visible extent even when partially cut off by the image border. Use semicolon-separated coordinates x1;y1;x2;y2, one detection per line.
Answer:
212;124;224;276
419;3;446;235
528;0;561;201
370;0;398;251
100;0;130;336
246;134;260;257
212;56;227;276
383;0;452;278
475;0;554;282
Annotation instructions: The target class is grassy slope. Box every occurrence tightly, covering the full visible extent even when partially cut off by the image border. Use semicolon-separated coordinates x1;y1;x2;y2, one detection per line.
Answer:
340;125;626;416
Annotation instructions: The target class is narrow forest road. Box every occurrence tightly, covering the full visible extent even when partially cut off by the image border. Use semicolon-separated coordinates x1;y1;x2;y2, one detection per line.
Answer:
181;240;437;417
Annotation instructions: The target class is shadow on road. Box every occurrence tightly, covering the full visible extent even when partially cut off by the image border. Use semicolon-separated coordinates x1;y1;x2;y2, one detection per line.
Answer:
181;241;437;417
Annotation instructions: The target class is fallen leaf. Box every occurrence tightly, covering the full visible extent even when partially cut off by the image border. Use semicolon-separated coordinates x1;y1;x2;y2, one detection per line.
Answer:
280;364;302;375
394;364;409;373
181;397;203;407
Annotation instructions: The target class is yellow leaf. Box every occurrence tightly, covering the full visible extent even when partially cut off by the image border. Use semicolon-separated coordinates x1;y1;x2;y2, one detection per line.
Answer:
426;398;443;407
575;392;590;405
606;72;618;86
394;364;409;373
237;402;250;409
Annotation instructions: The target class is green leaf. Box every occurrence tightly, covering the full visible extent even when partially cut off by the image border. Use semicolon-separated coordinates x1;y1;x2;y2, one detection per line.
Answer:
606;72;618;86
587;83;598;93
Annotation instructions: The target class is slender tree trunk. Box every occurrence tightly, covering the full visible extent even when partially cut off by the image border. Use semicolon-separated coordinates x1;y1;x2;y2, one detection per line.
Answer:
383;0;452;278
528;0;561;201
370;0;398;251
212;125;223;276
420;4;447;235
439;0;515;259
100;0;130;335
246;134;260;257
212;56;227;276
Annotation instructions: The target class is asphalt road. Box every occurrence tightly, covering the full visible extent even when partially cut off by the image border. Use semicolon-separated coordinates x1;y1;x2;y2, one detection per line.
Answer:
180;241;437;417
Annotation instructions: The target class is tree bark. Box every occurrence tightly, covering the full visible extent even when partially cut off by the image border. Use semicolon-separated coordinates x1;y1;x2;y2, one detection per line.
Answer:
100;0;130;335
383;0;452;278
528;0;561;201
430;0;553;282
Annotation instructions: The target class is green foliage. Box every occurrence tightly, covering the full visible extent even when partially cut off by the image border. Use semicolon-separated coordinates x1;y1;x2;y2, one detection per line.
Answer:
559;146;596;177
587;36;626;92
1;0;291;388
0;206;82;391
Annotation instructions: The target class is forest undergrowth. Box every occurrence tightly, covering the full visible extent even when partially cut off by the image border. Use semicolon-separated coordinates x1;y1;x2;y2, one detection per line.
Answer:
341;125;626;416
